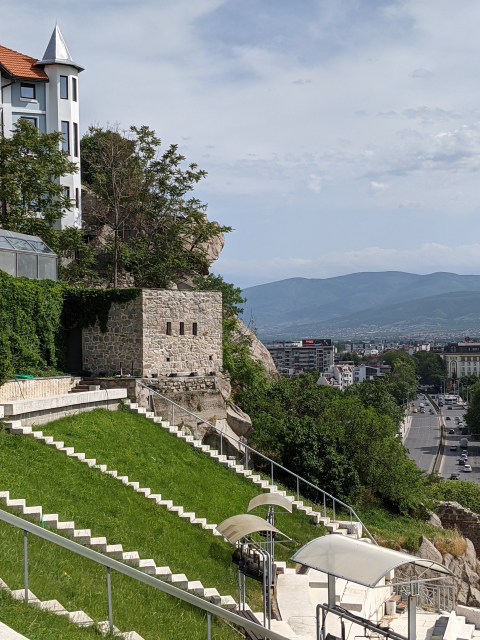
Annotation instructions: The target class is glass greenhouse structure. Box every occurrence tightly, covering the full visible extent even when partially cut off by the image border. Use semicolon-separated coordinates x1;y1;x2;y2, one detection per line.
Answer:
0;228;57;280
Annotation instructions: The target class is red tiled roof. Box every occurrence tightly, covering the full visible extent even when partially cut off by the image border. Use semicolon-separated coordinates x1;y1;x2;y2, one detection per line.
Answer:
0;44;48;80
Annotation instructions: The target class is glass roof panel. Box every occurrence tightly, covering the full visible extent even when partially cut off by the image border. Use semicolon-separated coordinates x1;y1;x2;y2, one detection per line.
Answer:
0;237;15;251
7;238;35;252
28;240;55;254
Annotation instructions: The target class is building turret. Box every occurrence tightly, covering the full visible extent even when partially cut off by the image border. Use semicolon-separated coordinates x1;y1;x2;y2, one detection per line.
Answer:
35;26;84;228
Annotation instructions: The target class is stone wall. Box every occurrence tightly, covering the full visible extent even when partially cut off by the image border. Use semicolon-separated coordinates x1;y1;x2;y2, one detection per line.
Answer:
0;376;80;402
438;501;480;551
82;289;222;378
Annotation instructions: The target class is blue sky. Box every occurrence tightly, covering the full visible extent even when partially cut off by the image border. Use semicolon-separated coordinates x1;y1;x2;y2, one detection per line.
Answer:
3;0;480;288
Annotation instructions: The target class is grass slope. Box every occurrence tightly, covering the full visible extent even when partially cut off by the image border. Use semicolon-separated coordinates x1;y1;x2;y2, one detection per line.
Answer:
0;409;320;638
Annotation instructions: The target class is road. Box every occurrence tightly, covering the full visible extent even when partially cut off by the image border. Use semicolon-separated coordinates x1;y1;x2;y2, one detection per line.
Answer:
437;401;480;484
404;398;441;473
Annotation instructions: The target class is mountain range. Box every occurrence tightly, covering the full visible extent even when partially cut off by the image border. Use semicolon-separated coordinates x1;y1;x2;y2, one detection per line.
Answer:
240;272;480;338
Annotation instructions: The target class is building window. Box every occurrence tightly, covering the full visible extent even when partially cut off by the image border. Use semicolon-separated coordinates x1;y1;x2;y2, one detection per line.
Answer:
192;322;197;336
64;186;71;201
180;322;185;335
20;83;36;99
60;76;68;100
166;322;172;335
75;188;79;208
73;123;79;157
61;121;69;153
20;117;37;127
72;77;77;102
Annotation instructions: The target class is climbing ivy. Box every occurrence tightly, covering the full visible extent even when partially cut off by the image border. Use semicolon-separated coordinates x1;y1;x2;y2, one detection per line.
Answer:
0;270;140;385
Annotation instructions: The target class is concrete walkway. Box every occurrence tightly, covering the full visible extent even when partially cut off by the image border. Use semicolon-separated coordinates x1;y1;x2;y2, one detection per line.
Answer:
0;621;29;640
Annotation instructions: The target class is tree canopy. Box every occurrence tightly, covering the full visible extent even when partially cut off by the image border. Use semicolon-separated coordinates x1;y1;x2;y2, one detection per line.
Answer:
81;124;231;288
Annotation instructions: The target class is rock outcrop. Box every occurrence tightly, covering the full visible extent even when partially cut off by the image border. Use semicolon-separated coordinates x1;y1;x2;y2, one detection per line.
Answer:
226;403;252;438
437;501;480;551
234;319;278;378
396;535;480;607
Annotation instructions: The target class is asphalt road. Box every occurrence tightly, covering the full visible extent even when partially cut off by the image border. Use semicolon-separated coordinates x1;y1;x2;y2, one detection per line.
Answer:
437;403;480;484
404;399;441;473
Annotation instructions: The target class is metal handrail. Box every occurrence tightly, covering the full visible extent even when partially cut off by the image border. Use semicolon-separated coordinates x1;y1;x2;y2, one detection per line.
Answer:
0;508;290;640
139;382;377;545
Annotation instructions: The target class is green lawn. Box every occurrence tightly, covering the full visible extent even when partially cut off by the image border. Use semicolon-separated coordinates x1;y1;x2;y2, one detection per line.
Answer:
0;409;323;638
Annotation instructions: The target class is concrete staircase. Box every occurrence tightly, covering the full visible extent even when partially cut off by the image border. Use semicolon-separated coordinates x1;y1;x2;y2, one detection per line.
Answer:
4;399;364;541
124;400;364;539
0;489;236;610
0;575;143;639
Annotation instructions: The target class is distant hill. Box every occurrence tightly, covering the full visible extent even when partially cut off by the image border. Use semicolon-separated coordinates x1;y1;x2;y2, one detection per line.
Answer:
277;290;480;337
240;272;480;336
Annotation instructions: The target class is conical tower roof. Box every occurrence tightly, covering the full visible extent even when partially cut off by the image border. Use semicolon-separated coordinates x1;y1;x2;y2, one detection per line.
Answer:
36;25;84;72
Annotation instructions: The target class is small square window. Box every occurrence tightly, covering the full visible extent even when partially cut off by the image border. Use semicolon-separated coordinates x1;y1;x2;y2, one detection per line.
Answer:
20;83;35;99
60;76;68;100
180;322;185;335
193;322;197;336
64;186;71;200
166;322;172;336
72;77;78;102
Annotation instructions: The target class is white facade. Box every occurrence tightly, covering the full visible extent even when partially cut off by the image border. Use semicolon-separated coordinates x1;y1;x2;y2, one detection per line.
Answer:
325;364;353;391
0;26;83;229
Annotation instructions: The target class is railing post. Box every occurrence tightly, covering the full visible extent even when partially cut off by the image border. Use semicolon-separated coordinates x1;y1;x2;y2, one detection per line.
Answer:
245;446;249;471
323;493;326;518
172;404;174;426
333;499;335;522
220;433;223;456
106;566;113;630
23;530;28;603
207;612;211;639
271;461;273;486
195;418;198;440
296;477;299;501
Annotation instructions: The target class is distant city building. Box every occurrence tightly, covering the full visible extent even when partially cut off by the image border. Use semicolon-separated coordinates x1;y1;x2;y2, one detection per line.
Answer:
444;342;480;378
267;339;334;373
0;26;84;229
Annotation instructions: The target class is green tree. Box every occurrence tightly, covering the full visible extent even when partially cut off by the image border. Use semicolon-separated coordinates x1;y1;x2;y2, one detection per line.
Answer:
0;120;95;285
464;381;480;435
340;351;360;365
344;378;404;427
412;351;446;386
386;358;418;404
81;124;231;288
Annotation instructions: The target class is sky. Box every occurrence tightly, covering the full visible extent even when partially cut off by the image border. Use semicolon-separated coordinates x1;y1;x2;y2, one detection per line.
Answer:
2;0;480;288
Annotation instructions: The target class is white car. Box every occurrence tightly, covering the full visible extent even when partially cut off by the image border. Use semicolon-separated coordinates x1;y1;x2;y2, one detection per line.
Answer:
464;465;472;472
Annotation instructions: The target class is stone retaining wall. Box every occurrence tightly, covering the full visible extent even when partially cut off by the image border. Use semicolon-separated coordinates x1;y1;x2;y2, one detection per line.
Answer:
0;376;80;403
438;501;480;552
82;289;222;378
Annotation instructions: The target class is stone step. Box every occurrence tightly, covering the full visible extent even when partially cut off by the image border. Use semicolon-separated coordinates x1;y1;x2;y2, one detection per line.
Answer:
187;580;205;596
171;574;188;589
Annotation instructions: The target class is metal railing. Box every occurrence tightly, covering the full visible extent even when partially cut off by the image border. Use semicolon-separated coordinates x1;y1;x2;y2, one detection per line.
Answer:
392;577;455;613
139;382;377;544
0;507;291;640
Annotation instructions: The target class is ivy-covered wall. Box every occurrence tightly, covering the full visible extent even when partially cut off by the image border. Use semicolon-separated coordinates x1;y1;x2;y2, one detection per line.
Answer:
0;270;140;386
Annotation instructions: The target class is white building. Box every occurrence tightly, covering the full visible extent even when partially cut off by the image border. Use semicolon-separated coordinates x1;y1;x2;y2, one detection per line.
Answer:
325;364;353;391
0;26;84;229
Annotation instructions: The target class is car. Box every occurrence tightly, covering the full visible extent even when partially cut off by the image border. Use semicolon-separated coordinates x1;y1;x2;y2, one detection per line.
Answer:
412;403;416;407
439;402;444;407
448;429;455;434
464;465;473;472
412;408;418;413
450;445;457;451
449;473;460;480
446;417;451;420
458;459;466;465
448;406;452;410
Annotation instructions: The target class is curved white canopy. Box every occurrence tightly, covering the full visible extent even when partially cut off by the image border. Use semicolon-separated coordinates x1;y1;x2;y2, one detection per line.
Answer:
217;514;286;545
291;534;454;588
247;493;293;513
